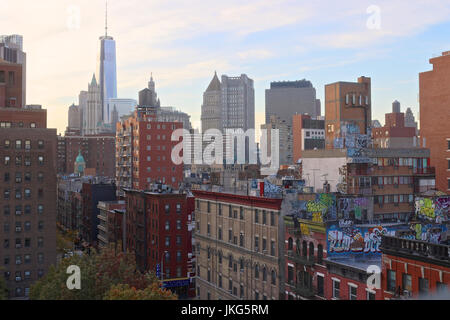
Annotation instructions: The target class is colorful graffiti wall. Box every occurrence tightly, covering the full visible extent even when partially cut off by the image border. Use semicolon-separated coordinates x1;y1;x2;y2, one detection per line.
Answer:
337;197;370;221
415;196;450;224
400;223;448;244
292;193;337;222
327;222;399;256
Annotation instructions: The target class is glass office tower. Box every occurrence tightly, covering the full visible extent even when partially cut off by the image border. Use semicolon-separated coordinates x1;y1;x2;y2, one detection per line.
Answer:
98;35;117;124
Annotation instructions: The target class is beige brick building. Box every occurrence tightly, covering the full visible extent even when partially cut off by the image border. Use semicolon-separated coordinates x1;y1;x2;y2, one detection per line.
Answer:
192;190;284;300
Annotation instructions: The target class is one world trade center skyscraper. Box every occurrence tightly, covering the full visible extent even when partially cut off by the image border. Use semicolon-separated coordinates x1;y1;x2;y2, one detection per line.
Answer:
98;2;117;124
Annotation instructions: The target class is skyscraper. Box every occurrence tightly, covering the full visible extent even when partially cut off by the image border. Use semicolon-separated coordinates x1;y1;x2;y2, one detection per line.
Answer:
201;73;255;163
97;3;117;124
85;74;102;135
201;72;222;134
265;79;320;163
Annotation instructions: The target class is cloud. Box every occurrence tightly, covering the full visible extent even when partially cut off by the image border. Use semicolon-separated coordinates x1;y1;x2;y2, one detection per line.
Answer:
1;0;449;134
237;49;274;60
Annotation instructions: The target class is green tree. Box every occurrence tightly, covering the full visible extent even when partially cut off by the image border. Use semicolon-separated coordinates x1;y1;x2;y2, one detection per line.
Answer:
103;283;177;300
30;248;177;300
0;272;8;300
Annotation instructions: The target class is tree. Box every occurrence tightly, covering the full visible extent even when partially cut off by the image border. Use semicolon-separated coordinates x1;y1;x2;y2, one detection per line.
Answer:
0;272;8;300
103;283;177;300
30;247;177;300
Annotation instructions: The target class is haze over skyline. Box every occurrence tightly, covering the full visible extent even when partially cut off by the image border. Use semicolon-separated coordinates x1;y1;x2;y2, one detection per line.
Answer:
1;0;450;134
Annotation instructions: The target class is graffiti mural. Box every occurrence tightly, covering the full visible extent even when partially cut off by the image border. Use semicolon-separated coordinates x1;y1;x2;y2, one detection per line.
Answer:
288;193;337;222
337;197;369;220
415;196;450;223
327;224;397;256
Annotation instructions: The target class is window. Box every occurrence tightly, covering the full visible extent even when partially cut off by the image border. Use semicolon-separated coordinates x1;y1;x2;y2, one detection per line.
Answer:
254;236;259;252
15;140;22;149
38;156;44;165
25;140;31;150
4;156;10;165
367;290;376;300
176;251;182;262
419;278;429;296
270;212;275;226
262;267;267;282
262;210;267;225
165;236;170;247
317;244;323;264
270;240;275;256
165;204;170;214
332;280;340;299
255;265;259;279
349;285;357;300
317;275;324;297
218;227;222;240
218;275;222;288
271;270;276;285
402;273;412;292
255;209;259;223
239;233;244;247
4;140;10;149
165;221;170;231
262;238;267;252
239;207;244;220
218;204;222;216
4;172;10;182
387;270;396;292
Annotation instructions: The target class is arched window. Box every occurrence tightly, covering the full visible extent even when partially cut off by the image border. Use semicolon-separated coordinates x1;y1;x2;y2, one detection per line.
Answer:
317;244;323;264
255;264;259;279
288;237;293;251
296;239;301;255
309;242;315;261
271;270;276;285
302;241;307;257
263;267;267;282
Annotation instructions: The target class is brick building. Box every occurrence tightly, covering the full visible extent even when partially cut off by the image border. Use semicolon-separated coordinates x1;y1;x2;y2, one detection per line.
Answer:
80;180;117;246
124;187;194;298
380;235;449;299
372;101;418;149
116;106;183;197
192;189;284;300
0;105;57;298
57;131;116;177
0;59;23;108
324;77;371;149
96;200;126;250
292;114;325;163
419;51;450;192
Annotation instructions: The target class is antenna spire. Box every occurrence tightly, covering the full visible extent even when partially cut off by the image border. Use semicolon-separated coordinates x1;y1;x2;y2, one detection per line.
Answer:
105;1;108;37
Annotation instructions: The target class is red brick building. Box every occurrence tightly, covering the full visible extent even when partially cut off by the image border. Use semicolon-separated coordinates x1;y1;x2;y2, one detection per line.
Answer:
0;60;23;108
372;101;417;149
0;106;57;298
325;77;371;149
124;188;193;298
57;129;116;177
380;235;449;299
419;51;450;193
116;106;183;197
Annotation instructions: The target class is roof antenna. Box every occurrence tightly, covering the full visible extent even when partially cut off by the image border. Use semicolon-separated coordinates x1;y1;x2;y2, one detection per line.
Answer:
105;1;108;37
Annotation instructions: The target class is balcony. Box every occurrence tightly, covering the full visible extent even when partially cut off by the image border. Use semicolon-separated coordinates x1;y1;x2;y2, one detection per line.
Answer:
287;252;315;266
293;285;316;298
380;236;449;263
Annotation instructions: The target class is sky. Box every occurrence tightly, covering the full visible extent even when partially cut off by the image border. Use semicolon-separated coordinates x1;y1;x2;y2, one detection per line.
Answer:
1;0;450;135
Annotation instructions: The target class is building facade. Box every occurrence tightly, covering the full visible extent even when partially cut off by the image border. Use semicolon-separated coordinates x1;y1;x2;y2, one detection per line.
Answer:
192;190;284;300
0;105;57;298
372;101;417;149
419;51;450;192
325;77;372;149
124;188;194;298
292;114;325;163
